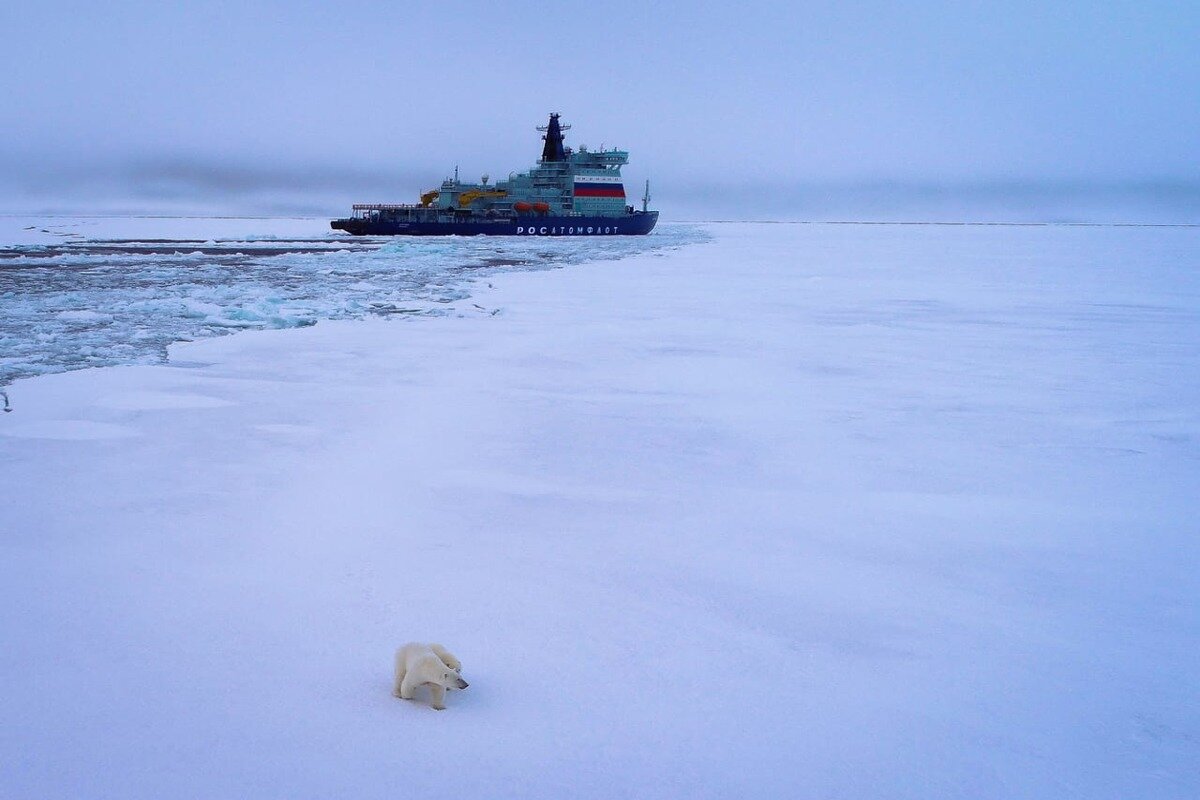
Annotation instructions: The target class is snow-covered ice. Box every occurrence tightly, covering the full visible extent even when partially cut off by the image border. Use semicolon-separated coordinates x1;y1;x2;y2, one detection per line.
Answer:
1;221;1198;798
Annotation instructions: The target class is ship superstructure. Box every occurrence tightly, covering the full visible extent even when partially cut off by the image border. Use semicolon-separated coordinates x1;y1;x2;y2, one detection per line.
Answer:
331;114;657;236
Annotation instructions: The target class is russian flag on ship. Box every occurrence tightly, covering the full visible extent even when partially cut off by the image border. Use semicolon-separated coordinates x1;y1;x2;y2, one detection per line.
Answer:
573;174;626;198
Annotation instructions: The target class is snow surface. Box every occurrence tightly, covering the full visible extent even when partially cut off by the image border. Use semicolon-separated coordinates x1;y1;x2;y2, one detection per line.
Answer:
1;222;1198;798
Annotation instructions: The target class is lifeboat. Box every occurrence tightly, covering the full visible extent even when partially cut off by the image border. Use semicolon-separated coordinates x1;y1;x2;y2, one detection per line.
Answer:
513;201;533;213
532;201;550;213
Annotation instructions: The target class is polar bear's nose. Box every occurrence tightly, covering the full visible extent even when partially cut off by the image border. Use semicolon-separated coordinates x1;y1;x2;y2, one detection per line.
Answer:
458;679;469;689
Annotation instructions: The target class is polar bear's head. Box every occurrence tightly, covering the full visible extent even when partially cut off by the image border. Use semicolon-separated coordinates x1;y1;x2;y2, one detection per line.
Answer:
436;668;468;690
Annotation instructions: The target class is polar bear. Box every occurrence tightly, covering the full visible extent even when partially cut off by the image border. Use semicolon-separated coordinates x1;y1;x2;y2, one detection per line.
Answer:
393;642;468;710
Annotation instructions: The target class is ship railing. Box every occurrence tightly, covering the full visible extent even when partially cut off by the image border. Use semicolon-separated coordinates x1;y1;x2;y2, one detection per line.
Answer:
585;152;629;165
350;202;523;214
352;203;425;211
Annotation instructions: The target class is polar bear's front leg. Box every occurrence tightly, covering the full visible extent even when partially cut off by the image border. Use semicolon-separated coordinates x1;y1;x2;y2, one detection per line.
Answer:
399;673;418;700
429;684;446;710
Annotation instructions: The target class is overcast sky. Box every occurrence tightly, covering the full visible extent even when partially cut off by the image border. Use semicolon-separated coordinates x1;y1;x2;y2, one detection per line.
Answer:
1;0;1197;215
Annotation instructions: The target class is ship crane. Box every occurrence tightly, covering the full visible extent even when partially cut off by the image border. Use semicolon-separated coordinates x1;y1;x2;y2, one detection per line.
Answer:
458;189;508;207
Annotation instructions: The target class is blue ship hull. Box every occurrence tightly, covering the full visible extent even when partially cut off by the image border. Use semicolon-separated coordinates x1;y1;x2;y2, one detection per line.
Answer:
331;211;658;237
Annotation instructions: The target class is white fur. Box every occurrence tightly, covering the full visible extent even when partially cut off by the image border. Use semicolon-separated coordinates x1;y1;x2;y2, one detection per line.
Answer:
429;643;462;673
393;642;468;710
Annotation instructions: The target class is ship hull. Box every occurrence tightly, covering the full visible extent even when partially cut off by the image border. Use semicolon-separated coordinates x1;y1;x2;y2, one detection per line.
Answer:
331;211;658;237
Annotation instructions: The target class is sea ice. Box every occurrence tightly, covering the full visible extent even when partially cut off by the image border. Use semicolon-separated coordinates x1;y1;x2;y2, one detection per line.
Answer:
0;220;1196;799
0;216;708;387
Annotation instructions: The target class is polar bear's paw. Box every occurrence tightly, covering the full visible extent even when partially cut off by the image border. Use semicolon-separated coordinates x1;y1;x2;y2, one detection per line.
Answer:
430;643;462;672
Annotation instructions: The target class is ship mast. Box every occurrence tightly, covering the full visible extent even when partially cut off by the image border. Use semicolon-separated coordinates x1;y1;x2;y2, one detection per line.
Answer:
537;112;571;162
642;179;651;212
